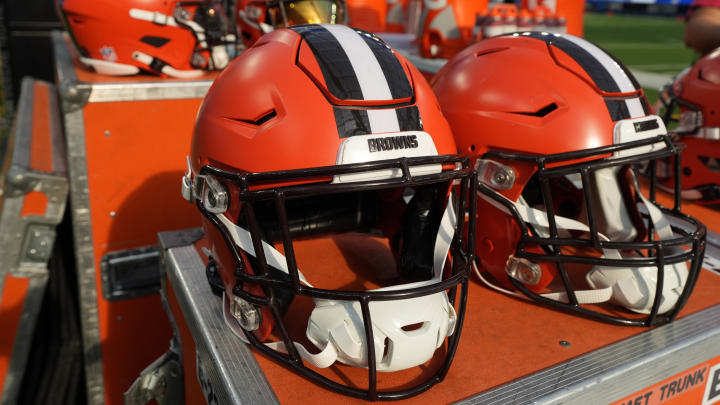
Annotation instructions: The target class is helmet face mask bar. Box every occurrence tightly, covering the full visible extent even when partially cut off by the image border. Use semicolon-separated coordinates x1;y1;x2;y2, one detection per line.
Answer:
173;0;237;70
189;154;477;401
476;133;706;327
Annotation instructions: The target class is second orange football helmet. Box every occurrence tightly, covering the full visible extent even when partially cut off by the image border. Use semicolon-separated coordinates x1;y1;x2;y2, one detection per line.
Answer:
433;32;706;326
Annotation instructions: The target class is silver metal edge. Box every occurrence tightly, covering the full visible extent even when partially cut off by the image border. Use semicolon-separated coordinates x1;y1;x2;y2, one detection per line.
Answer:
455;304;720;405
87;81;214;103
0;79;69;283
53;30;106;405
0;77;35;297
0;274;49;405
164;243;279;405
52;31;91;113
48;79;68;175
707;230;720;250
8;78;34;170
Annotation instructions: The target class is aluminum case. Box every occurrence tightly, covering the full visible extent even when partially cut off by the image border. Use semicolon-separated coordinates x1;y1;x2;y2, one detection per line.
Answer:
0;77;68;404
161;226;720;404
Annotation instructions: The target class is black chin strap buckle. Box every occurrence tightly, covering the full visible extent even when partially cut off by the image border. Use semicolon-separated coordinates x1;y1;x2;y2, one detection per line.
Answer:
205;258;224;297
149;56;169;74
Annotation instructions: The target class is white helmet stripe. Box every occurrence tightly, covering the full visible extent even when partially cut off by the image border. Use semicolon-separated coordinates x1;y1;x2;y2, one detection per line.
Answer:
321;24;401;133
561;34;645;118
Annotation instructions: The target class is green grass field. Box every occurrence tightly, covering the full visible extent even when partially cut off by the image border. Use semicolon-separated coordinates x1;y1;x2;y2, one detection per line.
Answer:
583;12;701;104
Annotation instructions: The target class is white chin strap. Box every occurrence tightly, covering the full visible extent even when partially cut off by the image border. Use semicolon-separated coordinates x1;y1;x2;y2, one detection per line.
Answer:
79;57;140;76
217;200;458;371
132;51;205;78
476;169;687;314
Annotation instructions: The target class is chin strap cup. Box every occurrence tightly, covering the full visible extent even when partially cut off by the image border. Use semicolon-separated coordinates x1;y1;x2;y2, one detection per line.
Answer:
223;292;340;368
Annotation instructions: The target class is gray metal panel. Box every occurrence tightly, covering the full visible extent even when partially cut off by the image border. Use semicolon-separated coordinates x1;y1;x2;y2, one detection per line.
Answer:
0;78;69;281
456;304;720;405
0;77;67;404
162;239;279;405
52;30;106;405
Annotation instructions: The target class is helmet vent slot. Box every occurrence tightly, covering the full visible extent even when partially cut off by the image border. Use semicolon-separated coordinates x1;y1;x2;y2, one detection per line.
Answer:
382;337;391;362
401;322;425;332
230;110;277;126
140;36;171;48
509;102;558;118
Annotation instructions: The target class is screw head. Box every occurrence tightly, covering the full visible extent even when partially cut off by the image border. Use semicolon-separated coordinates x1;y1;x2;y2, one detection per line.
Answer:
559;340;571;347
231;296;261;331
493;171;508;185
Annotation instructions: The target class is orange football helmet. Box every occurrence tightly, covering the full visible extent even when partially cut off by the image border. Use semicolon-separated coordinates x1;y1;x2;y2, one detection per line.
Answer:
183;24;476;399
433;33;706;326
417;0;486;59
657;48;720;204
59;0;236;77
235;0;348;47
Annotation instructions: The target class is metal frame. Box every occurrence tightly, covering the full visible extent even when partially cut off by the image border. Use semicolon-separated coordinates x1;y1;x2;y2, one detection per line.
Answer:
53;30;106;405
51;30;218;405
162;227;720;405
0;77;68;404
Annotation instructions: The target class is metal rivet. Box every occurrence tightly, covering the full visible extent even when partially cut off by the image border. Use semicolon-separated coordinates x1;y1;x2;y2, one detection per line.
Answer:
104;130;111;137
110;211;116;217
559;340;571;347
